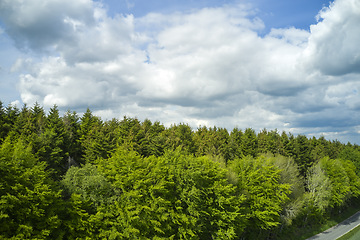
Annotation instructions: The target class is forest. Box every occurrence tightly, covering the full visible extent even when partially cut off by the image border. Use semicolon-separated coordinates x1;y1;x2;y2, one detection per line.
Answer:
1;100;360;239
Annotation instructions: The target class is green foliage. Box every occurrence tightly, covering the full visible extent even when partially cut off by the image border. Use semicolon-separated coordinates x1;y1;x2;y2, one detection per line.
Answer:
229;127;244;158
241;128;258;157
163;123;195;154
258;129;281;155
95;148;242;239
194;126;231;161
0;138;63;239
37;105;68;178
267;154;305;226
63;110;82;162
302;162;332;224
319;157;359;208
60;164;118;239
78;108;105;164
62;164;115;205
294;135;312;177
338;146;360;175
0;103;19;143
135;119;166;157
0;101;6;143
229;155;291;233
301;157;360;226
0;101;359;239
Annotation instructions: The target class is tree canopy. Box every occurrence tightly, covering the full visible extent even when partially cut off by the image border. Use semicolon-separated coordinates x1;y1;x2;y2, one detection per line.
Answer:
0;101;359;239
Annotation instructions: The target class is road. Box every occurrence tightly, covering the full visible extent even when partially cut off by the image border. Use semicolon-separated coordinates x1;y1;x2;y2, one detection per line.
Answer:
306;211;360;240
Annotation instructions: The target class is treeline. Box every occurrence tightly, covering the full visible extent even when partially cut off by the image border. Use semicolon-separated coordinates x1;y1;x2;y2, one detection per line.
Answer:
1;101;360;239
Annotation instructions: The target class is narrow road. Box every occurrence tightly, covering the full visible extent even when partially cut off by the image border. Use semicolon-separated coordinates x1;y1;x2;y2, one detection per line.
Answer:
306;211;360;240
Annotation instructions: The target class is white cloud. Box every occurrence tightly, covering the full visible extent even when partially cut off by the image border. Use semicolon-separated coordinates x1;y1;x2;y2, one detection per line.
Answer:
0;0;360;143
10;100;21;108
325;80;360;110
10;58;34;72
267;27;309;47
303;0;360;75
18;54;146;108
59;13;144;64
233;104;286;131
0;0;96;51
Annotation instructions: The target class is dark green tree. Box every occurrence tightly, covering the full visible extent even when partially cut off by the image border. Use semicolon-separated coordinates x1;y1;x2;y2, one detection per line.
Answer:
229;127;244;159
338;146;360;175
63;110;82;163
31;102;46;134
193;126;230;161
11;104;33;139
294;135;312;177
1;103;20;142
0;101;5;142
116;116;142;150
77;108;104;164
163;123;196;154
309;136;328;162
241;128;258;157
134;119;166;157
35;105;69;178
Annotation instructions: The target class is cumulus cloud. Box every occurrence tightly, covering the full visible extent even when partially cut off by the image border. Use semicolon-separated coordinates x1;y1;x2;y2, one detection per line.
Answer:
303;0;360;75
18;54;145;108
0;0;95;51
0;0;360;143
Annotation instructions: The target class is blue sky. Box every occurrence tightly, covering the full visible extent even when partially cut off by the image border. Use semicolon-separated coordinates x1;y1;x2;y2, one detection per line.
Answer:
253;0;332;33
103;0;330;30
0;0;360;144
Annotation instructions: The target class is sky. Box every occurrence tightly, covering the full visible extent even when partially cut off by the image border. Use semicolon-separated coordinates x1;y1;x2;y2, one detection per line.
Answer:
0;0;360;144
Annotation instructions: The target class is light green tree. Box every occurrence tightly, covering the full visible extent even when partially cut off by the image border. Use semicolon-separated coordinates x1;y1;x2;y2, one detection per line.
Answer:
267;154;305;226
95;148;242;239
0;138;63;239
228;155;291;235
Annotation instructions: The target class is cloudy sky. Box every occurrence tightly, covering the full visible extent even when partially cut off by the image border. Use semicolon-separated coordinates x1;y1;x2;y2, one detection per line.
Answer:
0;0;360;144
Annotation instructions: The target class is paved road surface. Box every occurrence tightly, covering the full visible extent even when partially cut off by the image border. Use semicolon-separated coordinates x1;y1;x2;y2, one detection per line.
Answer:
306;211;360;240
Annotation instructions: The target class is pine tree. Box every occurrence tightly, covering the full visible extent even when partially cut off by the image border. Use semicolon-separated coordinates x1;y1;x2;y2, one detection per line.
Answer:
134;119;166;157
37;105;68;178
241;128;258;157
0;101;6;143
294;135;312;177
63;110;82;164
1;103;20;141
78;108;103;163
163;123;195;154
229;127;244;159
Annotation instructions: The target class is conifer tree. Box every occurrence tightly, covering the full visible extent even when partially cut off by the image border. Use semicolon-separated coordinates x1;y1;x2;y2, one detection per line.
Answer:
1;103;19;141
78;108;103;163
37;105;68;177
229;127;244;158
0;101;6;143
241;128;258;157
163;123;195;154
294;135;312;177
116;116;142;149
63;110;82;164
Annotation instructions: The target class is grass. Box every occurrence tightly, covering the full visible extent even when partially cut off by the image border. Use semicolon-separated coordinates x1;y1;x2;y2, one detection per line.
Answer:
276;203;360;240
337;224;360;240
